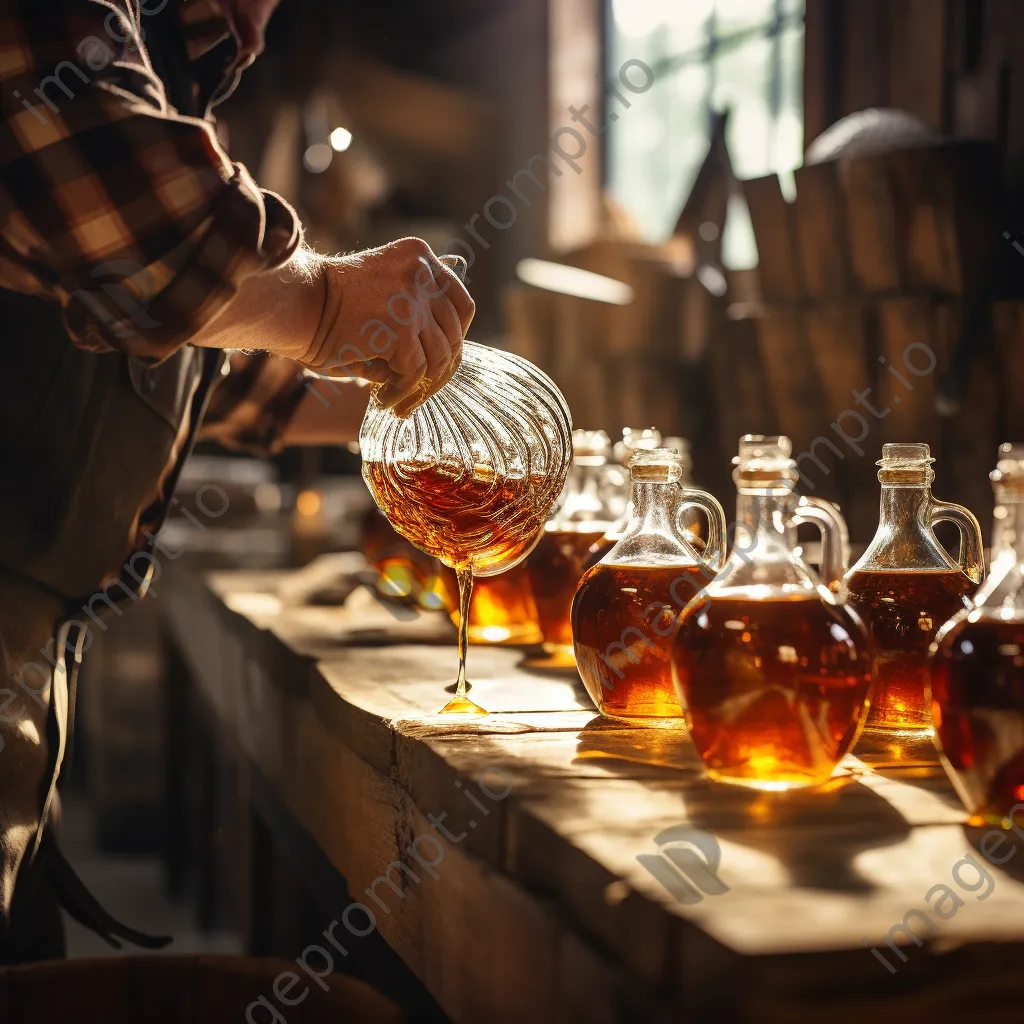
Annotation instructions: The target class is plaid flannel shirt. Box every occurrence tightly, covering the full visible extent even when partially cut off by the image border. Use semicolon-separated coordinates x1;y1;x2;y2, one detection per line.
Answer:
0;0;310;453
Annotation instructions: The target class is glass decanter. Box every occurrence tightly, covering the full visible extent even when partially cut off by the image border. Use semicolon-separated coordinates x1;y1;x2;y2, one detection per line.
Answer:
671;435;872;790
846;443;984;762
360;341;572;715
572;448;725;727
527;430;619;664
930;444;1024;825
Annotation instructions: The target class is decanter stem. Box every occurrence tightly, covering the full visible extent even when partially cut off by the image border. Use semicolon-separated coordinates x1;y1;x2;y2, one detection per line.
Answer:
455;567;473;698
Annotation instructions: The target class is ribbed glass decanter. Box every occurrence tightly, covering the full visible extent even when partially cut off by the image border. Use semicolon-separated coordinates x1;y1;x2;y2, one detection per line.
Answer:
360;341;572;715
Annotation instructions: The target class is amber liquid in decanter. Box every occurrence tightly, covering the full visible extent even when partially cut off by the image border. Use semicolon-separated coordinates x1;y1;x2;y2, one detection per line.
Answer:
673;593;871;788
846;568;973;729
364;461;549;574
573;563;706;722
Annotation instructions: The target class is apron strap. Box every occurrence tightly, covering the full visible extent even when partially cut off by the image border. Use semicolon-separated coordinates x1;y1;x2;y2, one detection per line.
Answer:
32;620;82;860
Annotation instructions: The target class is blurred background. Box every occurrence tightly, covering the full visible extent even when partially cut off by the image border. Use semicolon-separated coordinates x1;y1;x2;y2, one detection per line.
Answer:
216;0;1023;536
65;0;1024;997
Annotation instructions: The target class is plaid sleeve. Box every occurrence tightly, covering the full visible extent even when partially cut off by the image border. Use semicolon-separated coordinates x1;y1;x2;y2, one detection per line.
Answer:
0;0;301;365
199;350;310;454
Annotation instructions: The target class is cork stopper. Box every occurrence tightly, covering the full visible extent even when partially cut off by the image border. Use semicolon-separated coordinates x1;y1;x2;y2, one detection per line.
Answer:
629;447;683;484
732;435;799;491
877;441;934;485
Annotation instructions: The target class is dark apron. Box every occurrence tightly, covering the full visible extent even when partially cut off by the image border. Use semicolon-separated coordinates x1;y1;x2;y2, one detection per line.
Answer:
0;2;234;955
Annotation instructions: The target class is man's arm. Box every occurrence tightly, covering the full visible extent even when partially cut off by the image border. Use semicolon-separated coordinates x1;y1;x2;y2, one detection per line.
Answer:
191;241;474;416
198;350;369;453
1;2;473;414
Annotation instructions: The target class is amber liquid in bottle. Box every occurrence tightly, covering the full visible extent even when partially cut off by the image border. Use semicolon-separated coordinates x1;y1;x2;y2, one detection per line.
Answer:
361;505;443;605
573;563;707;724
672;594;872;789
847;569;973;731
438;561;542;645
528;527;608;656
931;617;1024;820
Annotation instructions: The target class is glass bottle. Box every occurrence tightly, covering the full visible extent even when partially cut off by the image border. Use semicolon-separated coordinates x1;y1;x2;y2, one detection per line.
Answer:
671;435;872;790
572;448;725;727
361;503;447;609
845;443;984;761
527;430;618;664
930;444;1024;825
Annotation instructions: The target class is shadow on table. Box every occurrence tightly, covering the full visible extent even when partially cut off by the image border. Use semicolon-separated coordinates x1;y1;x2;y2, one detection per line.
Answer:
572;719;914;894
573;717;701;776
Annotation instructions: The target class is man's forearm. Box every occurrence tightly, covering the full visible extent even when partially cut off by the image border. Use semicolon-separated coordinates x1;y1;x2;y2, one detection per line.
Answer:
190;251;324;361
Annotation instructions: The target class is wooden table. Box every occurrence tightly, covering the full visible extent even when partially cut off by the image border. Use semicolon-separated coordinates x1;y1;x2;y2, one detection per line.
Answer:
163;569;1024;1023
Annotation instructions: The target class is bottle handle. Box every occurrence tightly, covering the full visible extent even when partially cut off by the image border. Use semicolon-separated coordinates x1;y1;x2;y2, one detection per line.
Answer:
793;495;851;593
678;487;728;578
927;499;985;585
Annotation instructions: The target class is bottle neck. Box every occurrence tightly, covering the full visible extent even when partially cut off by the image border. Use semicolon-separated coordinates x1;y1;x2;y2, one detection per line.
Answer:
878;481;930;527
733;490;795;555
630;481;678;534
855;480;950;571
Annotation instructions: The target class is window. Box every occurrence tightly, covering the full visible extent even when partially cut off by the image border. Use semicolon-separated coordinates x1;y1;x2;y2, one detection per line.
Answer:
607;0;805;268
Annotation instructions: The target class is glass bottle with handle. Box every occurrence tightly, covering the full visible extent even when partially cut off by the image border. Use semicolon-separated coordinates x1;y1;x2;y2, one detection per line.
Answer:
846;443;984;763
930;444;1024;825
572;447;726;728
671;435;872;790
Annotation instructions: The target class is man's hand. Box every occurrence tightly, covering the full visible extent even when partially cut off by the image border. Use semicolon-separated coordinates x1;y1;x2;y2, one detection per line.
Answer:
296;239;475;417
192;237;474;418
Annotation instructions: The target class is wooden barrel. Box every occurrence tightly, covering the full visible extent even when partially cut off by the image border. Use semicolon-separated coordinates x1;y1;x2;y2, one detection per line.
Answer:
0;955;403;1023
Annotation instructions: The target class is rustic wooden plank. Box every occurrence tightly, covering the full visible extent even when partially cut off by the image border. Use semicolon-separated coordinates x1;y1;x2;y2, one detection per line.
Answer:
876;297;944;453
802;0;833;148
756;309;827;453
793;161;853;300
742;174;802;303
604;356;685;439
706;311;779;459
938;303;999;536
802;301;878;537
992;300;1024;442
840;0;888;116
841;153;904;294
887;0;947;129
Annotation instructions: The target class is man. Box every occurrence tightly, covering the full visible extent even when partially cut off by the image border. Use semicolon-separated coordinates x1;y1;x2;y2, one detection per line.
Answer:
0;0;474;960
